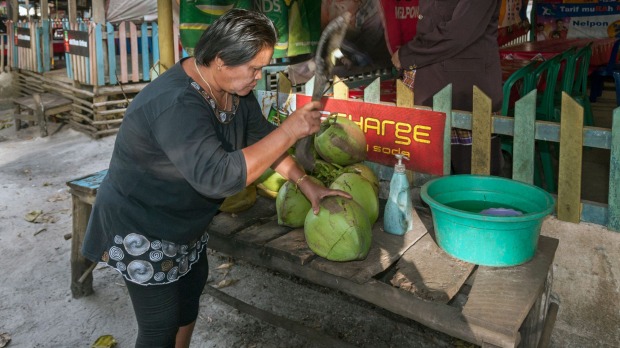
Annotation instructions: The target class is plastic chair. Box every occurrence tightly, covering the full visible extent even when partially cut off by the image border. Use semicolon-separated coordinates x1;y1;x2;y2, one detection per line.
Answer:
500;60;538;157
524;54;564;193
590;39;620;103
501;60;539;116
570;43;594;126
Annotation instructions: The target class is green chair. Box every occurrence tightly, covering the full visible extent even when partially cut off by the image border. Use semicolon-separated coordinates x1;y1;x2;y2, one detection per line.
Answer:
524;54;564;193
570;42;594;126
500;60;538;157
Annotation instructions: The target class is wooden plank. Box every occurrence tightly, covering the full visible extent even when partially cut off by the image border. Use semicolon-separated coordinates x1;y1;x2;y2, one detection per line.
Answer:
363;77;380;104
390;232;475;303
152;22;160;75
95;23;105;85
234;219;292;247
141;22;150;82
264;229;316;265
34;20;42;73
106;22;117;85
462;236;559;337
512;90;537;184
130;22;139;82
471;86;492;175
609;108;620;231
309;208;429;284
557;93;583;223
42;19;50;72
396;79;413;108
209;231;529;347
119;21;128;83
64;20;73;79
333;75;348;100
207;196;277;238
432;84;452;176
173;21;180;62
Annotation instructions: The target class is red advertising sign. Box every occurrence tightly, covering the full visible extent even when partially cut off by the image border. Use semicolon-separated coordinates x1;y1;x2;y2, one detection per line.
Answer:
297;95;446;175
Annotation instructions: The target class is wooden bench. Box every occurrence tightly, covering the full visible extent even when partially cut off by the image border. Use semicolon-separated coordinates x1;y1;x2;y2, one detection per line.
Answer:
13;92;72;137
66;170;108;298
66;170;559;347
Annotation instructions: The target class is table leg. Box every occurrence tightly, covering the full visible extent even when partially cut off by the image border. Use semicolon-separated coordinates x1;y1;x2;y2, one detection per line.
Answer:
70;194;94;298
519;266;555;347
33;94;47;137
14;104;21;131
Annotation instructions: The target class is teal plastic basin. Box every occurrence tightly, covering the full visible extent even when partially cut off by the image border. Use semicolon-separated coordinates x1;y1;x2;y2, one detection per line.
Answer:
420;175;555;267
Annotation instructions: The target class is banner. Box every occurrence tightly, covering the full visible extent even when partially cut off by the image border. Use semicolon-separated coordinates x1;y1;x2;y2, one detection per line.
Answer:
64;30;89;57
179;0;252;56
498;0;530;45
536;1;620;40
15;27;30;48
297;94;446;175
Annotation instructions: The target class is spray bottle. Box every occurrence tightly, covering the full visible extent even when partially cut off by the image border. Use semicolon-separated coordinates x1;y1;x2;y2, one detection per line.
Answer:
384;154;414;235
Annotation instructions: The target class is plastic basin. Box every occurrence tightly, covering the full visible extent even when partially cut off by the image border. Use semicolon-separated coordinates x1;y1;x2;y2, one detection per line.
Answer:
420;175;555;267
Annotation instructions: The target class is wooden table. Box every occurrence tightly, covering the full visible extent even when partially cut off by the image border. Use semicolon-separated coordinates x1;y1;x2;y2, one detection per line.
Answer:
67;170;559;347
13;92;72;137
500;38;616;67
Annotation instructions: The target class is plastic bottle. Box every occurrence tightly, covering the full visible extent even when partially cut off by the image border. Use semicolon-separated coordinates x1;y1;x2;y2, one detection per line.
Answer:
384;154;414;235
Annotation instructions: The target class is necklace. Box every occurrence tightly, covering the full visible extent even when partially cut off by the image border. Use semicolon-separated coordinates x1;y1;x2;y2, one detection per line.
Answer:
194;59;228;110
191;59;239;124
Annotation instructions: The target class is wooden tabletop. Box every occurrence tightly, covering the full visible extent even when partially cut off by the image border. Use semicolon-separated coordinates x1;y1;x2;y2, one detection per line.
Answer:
207;195;559;347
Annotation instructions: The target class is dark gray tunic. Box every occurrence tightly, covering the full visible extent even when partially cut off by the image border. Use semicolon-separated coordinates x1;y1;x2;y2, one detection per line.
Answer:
82;58;276;285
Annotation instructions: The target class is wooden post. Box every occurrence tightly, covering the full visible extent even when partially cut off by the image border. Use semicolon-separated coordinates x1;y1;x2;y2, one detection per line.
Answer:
68;0;77;24
41;0;49;19
512;90;537;184
70;193;95;298
363;77;380;104
92;0;106;24
8;0;19;22
33;93;48;137
557;92;584;223
433;84;453;176
471;86;492;175
157;0;175;73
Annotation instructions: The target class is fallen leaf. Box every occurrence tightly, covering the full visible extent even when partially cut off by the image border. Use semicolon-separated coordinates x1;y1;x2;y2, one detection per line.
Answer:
0;332;11;348
216;262;234;270
24;210;43;222
213;278;238;289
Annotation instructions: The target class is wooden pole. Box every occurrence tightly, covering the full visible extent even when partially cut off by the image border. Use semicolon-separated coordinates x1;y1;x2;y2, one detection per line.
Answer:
41;0;49;20
91;0;105;24
8;0;19;21
157;0;175;73
67;0;77;24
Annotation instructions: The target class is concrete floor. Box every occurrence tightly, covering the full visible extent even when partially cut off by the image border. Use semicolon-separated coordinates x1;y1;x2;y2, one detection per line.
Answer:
0;72;618;347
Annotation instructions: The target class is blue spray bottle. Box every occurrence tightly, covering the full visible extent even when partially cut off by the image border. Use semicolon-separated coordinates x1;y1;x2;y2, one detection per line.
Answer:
384;154;414;235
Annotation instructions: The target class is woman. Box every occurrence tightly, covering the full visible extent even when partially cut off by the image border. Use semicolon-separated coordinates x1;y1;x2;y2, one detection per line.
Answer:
82;9;348;347
391;0;503;175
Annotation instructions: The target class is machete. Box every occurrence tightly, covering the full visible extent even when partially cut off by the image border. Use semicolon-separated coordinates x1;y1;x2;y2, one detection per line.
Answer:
295;12;352;172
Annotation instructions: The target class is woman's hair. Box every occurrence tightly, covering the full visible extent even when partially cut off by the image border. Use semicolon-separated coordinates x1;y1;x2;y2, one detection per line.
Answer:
194;8;277;67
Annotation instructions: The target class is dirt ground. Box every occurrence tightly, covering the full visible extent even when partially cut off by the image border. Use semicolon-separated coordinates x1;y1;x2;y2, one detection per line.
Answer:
0;71;619;347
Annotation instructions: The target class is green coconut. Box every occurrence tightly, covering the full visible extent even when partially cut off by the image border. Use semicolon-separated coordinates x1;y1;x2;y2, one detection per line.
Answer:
220;185;257;213
256;168;287;196
330;173;379;225
276;176;323;228
343;163;379;195
314;116;367;166
304;196;372;262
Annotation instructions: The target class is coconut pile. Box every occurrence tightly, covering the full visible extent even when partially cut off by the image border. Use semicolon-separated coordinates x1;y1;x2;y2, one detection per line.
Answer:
223;115;378;262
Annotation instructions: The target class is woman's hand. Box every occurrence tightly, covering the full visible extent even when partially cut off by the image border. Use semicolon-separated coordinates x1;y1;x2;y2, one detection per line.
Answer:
298;175;352;214
279;101;323;140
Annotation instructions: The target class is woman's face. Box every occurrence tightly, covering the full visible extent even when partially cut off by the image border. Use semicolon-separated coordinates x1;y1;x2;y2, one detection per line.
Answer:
217;47;274;96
